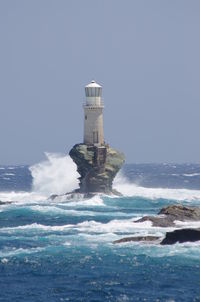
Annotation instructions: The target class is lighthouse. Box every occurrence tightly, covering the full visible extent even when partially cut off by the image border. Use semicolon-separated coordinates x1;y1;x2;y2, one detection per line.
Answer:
83;80;104;145
69;80;124;195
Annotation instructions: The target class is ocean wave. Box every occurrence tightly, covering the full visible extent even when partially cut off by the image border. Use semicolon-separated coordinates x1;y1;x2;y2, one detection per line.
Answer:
1;218;200;255
0;218;152;234
29;153;79;196
30;205;98;216
74;220;176;241
113;239;200;260
65;195;105;206
0;247;45;258
3;155;200;205
0;191;106;208
0;223;74;233
0;191;47;203
175;220;200;228
1;213;198;237
113;172;200;201
183;173;200;177
29;204;135;218
2;173;15;176
0;219;166;248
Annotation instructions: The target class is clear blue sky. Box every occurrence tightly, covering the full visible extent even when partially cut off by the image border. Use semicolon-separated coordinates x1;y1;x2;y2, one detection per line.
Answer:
0;0;200;164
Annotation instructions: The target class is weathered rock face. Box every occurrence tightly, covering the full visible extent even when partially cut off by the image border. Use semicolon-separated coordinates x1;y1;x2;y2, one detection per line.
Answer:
136;205;200;227
114;205;200;245
159;205;200;220
113;236;161;244
161;228;200;245
113;229;200;245
69;143;124;195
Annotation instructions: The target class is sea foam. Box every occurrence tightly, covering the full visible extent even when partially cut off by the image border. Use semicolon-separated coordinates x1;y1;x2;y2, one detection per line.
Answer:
114;172;200;202
0;153;79;203
1;155;200;204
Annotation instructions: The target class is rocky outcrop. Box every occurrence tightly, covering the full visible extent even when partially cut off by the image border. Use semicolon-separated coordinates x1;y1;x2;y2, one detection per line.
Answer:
136;215;175;227
113;229;200;245
136;205;200;227
0;201;12;205
69;143;124;195
113;236;161;244
161;228;200;245
159;205;200;220
114;205;200;245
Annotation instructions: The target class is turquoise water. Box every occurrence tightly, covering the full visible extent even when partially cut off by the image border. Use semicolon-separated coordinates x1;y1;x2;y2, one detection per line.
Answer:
0;162;200;301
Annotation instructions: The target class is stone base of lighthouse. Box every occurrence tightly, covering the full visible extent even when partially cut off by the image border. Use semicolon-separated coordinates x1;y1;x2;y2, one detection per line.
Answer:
69;143;125;195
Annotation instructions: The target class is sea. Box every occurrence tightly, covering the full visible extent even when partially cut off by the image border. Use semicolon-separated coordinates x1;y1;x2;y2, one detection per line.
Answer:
0;153;200;302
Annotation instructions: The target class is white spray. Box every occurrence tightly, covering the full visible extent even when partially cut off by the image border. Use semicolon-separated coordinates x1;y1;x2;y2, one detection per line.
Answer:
29;153;79;196
113;171;200;201
1;153;200;203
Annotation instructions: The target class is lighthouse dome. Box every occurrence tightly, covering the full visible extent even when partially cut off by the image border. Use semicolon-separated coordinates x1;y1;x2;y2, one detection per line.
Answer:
85;80;102;97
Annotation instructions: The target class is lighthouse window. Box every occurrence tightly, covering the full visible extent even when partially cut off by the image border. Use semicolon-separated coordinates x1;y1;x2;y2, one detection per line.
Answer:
93;131;99;144
85;115;87;120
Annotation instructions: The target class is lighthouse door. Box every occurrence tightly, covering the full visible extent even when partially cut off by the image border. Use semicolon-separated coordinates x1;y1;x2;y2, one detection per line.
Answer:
93;131;99;144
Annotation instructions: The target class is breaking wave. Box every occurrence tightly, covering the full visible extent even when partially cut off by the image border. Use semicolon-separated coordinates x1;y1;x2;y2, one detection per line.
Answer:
114;172;200;202
29;153;79;196
1;155;200;204
1;161;200;301
0;153;80;203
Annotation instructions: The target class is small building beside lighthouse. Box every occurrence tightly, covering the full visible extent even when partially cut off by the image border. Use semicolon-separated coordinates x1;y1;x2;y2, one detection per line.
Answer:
83;80;104;145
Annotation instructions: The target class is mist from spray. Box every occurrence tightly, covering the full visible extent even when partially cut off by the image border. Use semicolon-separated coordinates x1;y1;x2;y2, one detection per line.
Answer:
0;154;200;203
28;154;200;202
29;153;79;196
113;171;200;201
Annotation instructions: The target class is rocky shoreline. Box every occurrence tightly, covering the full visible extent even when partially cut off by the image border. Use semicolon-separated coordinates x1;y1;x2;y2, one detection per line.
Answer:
113;205;200;245
2;194;200;246
135;204;200;227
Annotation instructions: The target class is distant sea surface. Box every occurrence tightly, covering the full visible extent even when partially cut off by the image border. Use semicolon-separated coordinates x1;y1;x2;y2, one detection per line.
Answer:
0;157;200;302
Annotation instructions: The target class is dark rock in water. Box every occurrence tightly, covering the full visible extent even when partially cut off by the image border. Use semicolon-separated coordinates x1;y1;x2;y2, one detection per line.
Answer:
0;200;12;205
69;143;124;195
113;235;161;244
136;205;200;227
114;205;200;245
136;215;175;227
49;194;58;200
159;204;200;220
113;205;200;245
49;192;85;201
161;228;200;245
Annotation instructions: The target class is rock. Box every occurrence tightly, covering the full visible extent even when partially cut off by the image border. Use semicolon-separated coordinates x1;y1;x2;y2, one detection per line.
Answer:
159;205;200;220
69;143;124;195
0;200;12;205
49;194;58;200
49;192;85;201
113;205;200;245
114;228;200;246
136;215;175;227
161;228;200;245
113;235;161;244
136;205;200;227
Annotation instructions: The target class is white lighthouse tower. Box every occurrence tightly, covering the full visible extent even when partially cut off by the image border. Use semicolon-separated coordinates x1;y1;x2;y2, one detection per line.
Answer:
83;80;104;145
